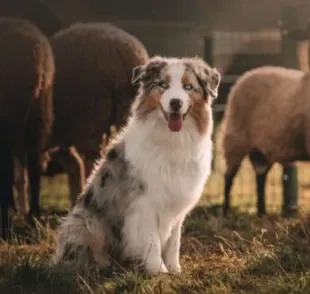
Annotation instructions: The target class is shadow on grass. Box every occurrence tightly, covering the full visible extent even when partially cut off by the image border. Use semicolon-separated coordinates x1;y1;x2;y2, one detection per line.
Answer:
234;213;310;294
235;245;310;294
0;265;79;294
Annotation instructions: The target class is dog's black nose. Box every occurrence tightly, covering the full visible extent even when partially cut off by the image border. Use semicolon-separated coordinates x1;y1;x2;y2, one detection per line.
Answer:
169;98;183;111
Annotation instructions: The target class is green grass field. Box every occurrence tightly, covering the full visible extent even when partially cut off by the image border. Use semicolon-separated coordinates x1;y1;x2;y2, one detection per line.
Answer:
2;129;310;293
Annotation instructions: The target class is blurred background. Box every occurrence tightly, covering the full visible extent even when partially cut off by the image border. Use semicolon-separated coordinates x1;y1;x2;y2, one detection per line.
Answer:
1;0;310;215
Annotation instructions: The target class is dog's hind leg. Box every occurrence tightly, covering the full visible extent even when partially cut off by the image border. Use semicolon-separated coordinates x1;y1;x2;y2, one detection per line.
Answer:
52;210;110;269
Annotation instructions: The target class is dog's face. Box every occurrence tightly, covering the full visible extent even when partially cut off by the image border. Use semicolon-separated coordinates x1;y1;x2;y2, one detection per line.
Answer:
131;56;220;134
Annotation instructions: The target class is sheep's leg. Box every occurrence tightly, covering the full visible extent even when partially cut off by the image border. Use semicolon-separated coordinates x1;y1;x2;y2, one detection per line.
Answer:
249;149;271;216
83;150;101;178
223;164;240;216
53;146;86;207
27;147;41;224
84;158;95;179
0;144;13;240
0;197;9;241
67;147;86;206
7;182;17;213
255;169;271;216
14;157;29;214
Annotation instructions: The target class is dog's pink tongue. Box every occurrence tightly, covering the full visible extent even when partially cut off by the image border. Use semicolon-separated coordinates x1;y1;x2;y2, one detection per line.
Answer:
168;113;183;132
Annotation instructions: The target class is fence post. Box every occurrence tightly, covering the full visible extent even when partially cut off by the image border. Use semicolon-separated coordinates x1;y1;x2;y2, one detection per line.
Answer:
282;165;298;217
280;2;306;217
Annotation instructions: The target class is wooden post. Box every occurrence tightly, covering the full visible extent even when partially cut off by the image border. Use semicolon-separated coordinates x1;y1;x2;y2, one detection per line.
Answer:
280;2;307;217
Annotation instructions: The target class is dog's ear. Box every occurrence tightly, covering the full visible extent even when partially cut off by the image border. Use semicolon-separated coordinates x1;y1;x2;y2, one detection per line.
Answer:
206;67;221;100
132;65;146;85
190;58;221;101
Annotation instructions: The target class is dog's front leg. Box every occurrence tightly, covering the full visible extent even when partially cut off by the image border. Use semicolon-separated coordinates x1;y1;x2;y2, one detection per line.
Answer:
122;211;168;275
162;217;185;273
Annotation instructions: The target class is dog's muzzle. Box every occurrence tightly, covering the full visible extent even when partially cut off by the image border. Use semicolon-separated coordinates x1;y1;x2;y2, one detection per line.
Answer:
160;104;191;132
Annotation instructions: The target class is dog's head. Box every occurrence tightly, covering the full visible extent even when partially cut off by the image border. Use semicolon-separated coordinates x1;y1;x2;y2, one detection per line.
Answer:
131;56;220;134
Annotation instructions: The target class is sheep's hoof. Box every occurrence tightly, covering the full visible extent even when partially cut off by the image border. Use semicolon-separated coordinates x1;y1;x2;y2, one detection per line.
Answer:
257;211;267;218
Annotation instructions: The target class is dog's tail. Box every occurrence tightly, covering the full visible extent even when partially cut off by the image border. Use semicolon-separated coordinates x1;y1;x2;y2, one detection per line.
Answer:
52;207;110;269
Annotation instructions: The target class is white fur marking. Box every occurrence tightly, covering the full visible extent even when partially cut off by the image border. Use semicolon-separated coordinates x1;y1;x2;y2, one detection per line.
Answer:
160;63;190;114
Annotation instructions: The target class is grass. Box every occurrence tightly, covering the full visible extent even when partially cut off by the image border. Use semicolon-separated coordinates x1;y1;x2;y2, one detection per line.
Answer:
2;128;310;293
1;208;310;293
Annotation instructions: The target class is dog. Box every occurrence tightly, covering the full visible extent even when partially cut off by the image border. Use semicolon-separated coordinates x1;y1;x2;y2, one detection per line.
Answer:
52;56;221;275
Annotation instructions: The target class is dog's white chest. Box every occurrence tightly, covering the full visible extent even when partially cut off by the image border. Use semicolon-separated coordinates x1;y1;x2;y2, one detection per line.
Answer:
130;140;211;211
147;153;210;244
124;121;212;234
156;157;207;202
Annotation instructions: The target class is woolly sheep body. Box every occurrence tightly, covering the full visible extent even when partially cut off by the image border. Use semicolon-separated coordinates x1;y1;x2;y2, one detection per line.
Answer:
0;18;54;238
51;22;149;158
50;22;149;204
13;23;149;211
221;66;310;216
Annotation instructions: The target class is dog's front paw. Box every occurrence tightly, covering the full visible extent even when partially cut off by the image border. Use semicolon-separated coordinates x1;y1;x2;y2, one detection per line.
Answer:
145;258;168;275
166;262;181;273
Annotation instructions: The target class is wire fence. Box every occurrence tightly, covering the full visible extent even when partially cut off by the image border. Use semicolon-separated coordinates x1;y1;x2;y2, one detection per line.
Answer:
35;119;310;215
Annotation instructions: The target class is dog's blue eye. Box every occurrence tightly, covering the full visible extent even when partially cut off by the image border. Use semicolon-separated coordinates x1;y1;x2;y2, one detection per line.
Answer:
184;84;193;91
158;81;169;89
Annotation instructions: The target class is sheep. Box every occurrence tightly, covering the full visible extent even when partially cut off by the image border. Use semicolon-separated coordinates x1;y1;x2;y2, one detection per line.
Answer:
14;22;149;212
50;22;149;203
0;18;55;239
220;65;310;216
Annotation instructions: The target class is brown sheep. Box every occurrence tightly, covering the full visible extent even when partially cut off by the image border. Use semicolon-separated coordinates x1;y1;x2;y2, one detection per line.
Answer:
0;18;54;239
49;22;149;205
220;65;310;216
14;22;149;211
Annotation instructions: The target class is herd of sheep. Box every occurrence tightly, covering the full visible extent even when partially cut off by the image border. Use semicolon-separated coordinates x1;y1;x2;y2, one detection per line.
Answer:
0;18;148;239
0;16;310;240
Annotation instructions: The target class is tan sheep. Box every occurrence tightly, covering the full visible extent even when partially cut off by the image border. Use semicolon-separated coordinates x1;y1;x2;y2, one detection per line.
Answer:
0;18;55;239
221;65;310;216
